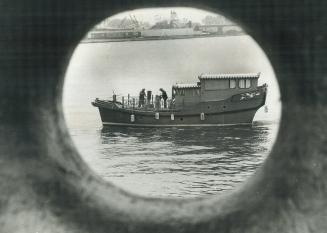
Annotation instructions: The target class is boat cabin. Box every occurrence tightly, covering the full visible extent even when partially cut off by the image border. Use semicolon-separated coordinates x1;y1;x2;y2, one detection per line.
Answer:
172;73;260;108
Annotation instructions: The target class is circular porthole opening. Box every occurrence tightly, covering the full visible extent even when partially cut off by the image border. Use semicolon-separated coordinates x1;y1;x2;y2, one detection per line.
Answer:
63;7;281;198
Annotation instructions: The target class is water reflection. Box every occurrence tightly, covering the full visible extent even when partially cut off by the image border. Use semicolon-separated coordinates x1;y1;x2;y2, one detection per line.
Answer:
97;122;277;197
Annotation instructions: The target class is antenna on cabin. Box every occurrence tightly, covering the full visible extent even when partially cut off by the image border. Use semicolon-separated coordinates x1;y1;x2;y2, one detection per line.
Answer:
111;90;117;102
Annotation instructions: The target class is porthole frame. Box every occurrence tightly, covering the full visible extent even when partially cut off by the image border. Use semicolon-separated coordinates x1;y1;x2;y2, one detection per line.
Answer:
0;1;324;233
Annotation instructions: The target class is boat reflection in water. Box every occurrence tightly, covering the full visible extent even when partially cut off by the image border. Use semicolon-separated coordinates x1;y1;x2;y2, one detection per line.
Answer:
98;121;278;197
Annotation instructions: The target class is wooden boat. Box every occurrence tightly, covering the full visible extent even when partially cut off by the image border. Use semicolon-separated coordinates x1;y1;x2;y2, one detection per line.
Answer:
92;73;267;127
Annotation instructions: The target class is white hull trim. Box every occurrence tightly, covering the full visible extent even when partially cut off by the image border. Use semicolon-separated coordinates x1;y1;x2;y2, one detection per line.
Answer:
102;122;252;127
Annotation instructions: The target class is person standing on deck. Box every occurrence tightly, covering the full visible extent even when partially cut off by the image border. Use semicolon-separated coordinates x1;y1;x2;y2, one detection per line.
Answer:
139;88;146;107
159;88;168;108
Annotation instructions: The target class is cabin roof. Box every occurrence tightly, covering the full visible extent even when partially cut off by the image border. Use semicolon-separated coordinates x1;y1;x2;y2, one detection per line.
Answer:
173;83;200;89
198;73;260;80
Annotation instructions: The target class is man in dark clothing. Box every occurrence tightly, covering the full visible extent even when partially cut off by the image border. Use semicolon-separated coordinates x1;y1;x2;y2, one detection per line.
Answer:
139;88;146;107
159;88;168;108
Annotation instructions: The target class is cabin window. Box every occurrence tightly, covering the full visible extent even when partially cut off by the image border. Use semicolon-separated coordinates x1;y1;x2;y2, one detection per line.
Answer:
239;79;245;88
229;80;236;88
239;79;251;88
200;113;205;121
245;79;251;88
155;112;159;120
171;114;174;121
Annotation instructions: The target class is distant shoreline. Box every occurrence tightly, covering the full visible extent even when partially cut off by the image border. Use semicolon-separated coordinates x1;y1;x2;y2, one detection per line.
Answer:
81;33;246;44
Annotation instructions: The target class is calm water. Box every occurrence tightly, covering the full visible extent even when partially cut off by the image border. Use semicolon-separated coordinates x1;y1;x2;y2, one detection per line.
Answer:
64;36;281;198
70;123;278;198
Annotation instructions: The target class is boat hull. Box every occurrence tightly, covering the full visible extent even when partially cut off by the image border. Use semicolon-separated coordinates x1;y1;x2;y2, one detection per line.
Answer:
98;108;259;127
93;87;267;127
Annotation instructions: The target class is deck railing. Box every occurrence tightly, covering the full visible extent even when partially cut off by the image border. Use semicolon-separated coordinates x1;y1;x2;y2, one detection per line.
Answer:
110;94;174;110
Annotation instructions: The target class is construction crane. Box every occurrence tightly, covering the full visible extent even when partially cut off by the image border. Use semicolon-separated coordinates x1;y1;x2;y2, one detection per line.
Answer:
129;14;140;29
119;17;127;28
